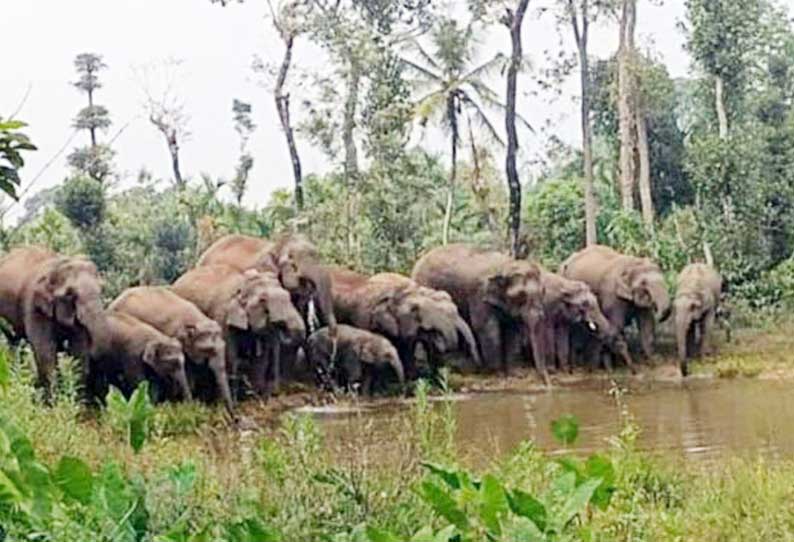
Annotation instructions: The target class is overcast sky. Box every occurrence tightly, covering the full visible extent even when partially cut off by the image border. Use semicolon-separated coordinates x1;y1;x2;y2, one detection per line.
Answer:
3;0;789;221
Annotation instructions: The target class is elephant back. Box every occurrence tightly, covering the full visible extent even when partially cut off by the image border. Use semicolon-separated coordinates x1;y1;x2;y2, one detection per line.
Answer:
196;234;274;272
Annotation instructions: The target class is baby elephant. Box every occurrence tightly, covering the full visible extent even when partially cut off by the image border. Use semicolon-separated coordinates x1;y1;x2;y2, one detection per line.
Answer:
306;324;404;395
88;311;191;403
674;263;723;376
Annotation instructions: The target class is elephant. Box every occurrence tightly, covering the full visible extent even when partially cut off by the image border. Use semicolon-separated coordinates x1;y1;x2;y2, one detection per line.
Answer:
538;270;633;373
561;245;671;363
0;246;108;399
305;324;404;395
109;287;233;415
329;267;480;379
196;233;336;336
674;263;723;376
412;244;549;384
88;311;192;403
172;265;306;397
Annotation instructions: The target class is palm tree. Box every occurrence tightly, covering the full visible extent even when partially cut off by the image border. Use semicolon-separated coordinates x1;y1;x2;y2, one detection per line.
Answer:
403;18;508;245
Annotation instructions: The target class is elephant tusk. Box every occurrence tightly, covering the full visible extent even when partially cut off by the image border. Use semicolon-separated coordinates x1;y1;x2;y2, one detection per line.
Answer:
587;320;598;332
307;299;320;334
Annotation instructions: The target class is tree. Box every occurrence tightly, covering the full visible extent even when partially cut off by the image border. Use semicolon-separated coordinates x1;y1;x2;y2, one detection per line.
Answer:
404;17;507;245
565;0;598;245
137;59;191;189
68;53;113;183
0;119;36;200
503;0;531;256
267;0;308;211
230;99;256;206
616;0;636;212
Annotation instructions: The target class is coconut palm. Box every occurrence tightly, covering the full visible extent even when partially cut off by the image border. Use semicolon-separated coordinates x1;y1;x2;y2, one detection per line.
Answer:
402;17;510;245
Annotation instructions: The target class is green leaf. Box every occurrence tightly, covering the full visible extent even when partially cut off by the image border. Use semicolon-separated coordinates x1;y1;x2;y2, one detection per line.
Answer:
0;120;26;130
225;517;280;542
508;489;547;531
479;474;509;535
0;349;10;391
365;525;402;542
54;456;94;504
419;480;469;531
503;516;545;542
168;461;197;496
558;478;602;531
551;415;579;445
584;455;616;510
421;462;461;489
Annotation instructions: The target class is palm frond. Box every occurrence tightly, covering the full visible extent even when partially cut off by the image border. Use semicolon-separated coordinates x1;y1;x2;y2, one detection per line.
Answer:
459;91;504;147
399;57;442;83
407;39;442;72
460;53;508;86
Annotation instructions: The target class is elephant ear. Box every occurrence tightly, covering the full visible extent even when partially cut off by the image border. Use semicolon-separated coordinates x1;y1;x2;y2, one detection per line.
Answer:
370;292;400;337
483;272;509;306
143;341;159;366
32;274;55;316
615;267;635;301
226;294;249;330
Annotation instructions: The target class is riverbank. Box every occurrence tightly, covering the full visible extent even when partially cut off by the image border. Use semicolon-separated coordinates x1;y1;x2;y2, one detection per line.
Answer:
1;321;794;540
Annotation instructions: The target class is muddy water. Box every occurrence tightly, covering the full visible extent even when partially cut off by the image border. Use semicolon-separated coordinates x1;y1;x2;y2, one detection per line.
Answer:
306;378;794;463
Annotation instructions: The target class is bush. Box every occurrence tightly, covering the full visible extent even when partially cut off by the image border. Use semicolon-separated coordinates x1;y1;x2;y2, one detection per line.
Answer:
56;175;106;230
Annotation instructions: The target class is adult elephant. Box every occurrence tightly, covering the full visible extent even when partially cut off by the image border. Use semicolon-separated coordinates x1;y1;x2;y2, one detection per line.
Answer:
329;268;480;379
539;269;633;373
674;263;722;376
109;287;233;415
196;234;336;335
172;265;306;396
0;246;108;398
560;245;671;361
411;244;548;384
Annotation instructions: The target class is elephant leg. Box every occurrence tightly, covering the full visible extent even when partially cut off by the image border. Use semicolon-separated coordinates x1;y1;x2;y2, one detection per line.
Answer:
27;321;58;403
583;335;604;372
700;310;716;356
638;311;656;360
555;324;571;374
362;369;374;397
225;335;244;399
472;315;502;372
610;336;635;374
398;340;419;381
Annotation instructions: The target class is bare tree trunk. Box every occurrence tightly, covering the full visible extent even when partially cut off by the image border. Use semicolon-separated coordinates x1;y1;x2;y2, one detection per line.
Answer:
168;132;184;189
715;74;728;140
342;60;361;259
617;0;636;211
87;86;97;148
569;0;597;246
442;95;459;246
636;109;653;226
504;0;530;257
275;34;304;211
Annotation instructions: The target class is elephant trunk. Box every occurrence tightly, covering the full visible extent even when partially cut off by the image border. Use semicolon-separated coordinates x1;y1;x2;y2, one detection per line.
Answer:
675;306;691;374
210;356;235;417
175;366;193;402
76;299;109;352
651;283;672;322
388;356;405;385
454;315;481;366
526;315;550;386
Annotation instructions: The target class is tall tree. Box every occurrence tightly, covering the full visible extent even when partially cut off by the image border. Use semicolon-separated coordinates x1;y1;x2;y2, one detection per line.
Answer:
230;99;256;206
137;59;191;189
616;0;635;211
566;0;597;245
69;53;113;183
503;0;530;257
404;17;507;245
268;0;307;210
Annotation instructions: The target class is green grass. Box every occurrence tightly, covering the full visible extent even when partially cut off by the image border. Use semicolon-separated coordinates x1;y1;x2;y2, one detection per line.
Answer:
0;338;794;541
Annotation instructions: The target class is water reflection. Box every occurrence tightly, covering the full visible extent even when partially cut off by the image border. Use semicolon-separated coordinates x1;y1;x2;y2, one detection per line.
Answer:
313;379;794;463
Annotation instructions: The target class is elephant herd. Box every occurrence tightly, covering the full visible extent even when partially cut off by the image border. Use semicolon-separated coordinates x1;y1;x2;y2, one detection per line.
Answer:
0;235;724;415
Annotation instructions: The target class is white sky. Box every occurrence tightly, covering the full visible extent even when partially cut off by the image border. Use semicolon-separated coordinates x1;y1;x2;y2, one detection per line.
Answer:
2;0;790;221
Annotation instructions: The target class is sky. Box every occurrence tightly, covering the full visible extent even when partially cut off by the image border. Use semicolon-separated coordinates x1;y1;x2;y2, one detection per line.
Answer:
2;0;785;222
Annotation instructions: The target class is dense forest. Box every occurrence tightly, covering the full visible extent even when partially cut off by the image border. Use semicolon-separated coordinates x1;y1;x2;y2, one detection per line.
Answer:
2;0;794;540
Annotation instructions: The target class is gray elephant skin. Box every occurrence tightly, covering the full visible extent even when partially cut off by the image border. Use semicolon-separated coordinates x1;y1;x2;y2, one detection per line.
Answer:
109;286;233;415
330;267;480;379
88;311;191;403
0;246;108;398
412;244;549;384
172;264;305;397
674;263;723;376
306;324;404;395
561;245;671;364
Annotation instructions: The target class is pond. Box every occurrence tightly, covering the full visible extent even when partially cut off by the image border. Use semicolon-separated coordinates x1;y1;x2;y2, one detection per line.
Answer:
301;378;794;464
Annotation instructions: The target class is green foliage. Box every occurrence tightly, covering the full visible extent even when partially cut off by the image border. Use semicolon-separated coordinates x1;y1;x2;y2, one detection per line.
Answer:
57;175;106;229
105;383;154;453
0;118;37;199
